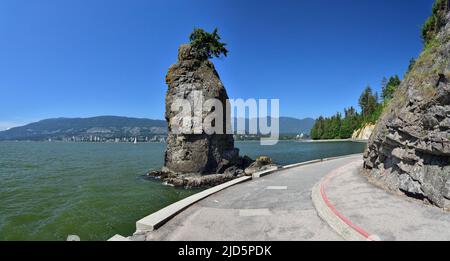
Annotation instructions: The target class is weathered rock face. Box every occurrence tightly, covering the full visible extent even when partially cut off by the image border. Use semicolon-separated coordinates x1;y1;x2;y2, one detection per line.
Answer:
364;14;450;209
163;44;239;174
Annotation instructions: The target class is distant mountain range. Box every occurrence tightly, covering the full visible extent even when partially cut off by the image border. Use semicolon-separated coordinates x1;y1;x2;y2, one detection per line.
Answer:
276;117;315;134
0;116;167;141
0;116;315;141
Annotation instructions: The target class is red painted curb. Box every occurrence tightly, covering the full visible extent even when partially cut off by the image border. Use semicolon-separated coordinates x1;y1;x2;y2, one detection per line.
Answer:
319;165;374;241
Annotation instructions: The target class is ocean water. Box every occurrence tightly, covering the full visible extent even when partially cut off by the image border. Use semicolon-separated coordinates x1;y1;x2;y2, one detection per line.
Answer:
0;141;366;241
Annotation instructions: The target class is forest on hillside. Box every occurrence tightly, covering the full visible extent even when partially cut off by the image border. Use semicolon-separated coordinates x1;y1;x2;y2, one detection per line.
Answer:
310;75;405;140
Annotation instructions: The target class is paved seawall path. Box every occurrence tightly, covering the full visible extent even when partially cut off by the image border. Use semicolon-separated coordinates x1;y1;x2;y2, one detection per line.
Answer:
315;160;450;241
110;153;450;241
130;155;364;241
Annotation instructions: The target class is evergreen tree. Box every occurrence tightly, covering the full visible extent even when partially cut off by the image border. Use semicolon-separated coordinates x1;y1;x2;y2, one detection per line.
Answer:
359;86;378;118
381;75;401;102
189;28;228;59
310;107;362;140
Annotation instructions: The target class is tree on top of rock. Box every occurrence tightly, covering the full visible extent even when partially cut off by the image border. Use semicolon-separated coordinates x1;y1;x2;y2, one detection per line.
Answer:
189;28;228;59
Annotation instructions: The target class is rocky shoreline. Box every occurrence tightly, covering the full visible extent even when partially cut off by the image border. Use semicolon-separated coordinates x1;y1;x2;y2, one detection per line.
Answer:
147;156;279;188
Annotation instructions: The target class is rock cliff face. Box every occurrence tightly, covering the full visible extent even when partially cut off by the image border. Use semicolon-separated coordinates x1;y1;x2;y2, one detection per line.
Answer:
364;13;450;209
163;44;239;174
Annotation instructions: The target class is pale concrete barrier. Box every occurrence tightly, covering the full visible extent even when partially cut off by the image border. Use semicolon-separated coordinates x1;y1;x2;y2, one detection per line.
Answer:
251;166;280;178
135;175;252;232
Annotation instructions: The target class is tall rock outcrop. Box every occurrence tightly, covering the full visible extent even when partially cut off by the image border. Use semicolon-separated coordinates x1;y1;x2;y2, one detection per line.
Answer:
163;44;239;174
364;11;450;208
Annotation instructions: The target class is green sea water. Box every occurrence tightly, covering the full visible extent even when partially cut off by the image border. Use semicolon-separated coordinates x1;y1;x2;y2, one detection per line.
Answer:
0;141;366;241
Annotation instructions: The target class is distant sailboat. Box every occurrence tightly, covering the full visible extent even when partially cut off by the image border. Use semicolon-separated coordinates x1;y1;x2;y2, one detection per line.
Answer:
134;137;137;144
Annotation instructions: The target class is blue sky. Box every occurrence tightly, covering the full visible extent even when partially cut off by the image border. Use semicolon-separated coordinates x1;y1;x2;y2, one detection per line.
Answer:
0;0;434;130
